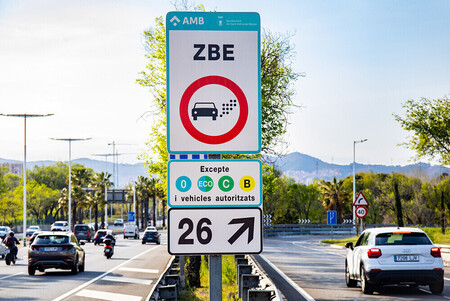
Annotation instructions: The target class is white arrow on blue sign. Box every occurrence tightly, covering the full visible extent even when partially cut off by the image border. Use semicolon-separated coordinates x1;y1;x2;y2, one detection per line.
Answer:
327;210;337;225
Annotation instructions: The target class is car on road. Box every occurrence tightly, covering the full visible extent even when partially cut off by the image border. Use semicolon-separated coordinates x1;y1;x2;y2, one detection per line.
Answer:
345;227;444;295
145;226;157;231
123;223;139;239
0;226;11;239
0;239;5;259
93;229;115;245
191;102;218;121
51;221;69;232
114;219;124;226
26;225;42;237
28;232;85;275
73;224;95;242
142;230;160;245
29;231;43;245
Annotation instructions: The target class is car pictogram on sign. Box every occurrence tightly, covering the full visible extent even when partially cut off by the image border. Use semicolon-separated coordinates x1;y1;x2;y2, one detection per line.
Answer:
192;102;218;121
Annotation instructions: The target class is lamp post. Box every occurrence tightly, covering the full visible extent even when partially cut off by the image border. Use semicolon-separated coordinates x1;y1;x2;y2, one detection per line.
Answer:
353;139;367;235
50;138;91;231
1;113;53;246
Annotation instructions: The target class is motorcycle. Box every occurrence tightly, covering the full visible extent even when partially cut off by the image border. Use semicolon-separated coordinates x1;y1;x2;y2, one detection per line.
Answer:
5;246;16;265
103;238;114;259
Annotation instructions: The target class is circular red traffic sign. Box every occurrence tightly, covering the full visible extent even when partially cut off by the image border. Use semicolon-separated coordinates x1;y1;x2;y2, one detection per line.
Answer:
355;206;368;219
179;75;248;144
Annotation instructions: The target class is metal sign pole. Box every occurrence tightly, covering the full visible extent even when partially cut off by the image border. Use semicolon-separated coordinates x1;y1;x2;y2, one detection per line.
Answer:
209;255;222;301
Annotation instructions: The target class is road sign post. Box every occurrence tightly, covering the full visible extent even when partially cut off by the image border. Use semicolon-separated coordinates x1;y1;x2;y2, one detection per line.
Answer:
353;192;369;234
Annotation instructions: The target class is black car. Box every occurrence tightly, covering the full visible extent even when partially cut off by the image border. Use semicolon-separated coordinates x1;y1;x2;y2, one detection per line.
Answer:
74;224;95;242
93;230;115;245
28;232;85;275
191;102;218;120
142;230;160;245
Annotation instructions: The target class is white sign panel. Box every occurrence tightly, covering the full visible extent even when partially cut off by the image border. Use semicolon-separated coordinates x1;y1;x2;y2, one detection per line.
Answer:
168;159;262;208
166;12;261;154
168;207;262;255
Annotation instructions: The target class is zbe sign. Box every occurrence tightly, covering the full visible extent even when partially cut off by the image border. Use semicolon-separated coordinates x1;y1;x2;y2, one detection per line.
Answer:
166;12;261;154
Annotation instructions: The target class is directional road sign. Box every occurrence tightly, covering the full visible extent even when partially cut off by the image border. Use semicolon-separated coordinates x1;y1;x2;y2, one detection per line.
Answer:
166;12;261;154
128;211;135;222
353;191;369;206
168;207;262;255
168;159;262;208
327;210;337;225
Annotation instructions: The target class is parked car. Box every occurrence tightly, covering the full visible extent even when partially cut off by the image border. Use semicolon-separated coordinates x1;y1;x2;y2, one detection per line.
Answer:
0;239;5;259
93;229;115;245
51;221;69;232
345;227;444;295
142;230;160;245
73;224;95;242
145;226;157;232
28;231;85;275
26;226;42;237
114;219;124;227
29;231;43;245
0;226;11;239
123;223;139;239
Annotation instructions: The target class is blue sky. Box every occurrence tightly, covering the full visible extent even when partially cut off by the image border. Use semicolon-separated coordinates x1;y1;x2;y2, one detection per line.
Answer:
0;0;449;166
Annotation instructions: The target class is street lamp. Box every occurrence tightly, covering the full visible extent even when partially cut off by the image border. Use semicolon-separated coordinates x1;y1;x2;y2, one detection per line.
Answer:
353;138;367;234
50;138;91;231
0;113;53;246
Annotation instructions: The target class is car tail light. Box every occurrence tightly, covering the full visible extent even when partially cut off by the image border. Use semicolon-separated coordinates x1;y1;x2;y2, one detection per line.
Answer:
62;245;73;251
95;234;99;238
431;247;441;257
31;246;40;251
368;248;382;258
88;230;90;236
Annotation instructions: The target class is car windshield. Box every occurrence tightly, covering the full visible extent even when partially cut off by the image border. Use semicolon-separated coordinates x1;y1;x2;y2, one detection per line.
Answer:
145;231;157;235
375;232;432;245
75;226;89;231
194;102;215;109
0;227;6;231
54;222;65;226
97;231;106;236
30;226;39;229
36;235;69;244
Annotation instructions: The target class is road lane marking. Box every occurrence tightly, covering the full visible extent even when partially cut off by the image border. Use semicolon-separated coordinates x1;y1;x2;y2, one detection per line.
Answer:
0;272;24;280
258;254;316;301
119;267;159;273
76;289;142;301
52;245;158;301
103;275;153;285
292;242;346;258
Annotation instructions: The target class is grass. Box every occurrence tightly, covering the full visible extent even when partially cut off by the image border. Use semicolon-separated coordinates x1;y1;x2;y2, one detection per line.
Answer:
179;255;240;301
321;226;450;246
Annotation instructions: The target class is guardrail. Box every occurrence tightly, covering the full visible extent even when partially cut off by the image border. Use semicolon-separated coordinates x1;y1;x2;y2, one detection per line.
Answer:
264;224;356;236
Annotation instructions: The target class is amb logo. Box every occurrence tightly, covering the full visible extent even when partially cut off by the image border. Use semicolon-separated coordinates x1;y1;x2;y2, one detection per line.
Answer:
170;15;204;26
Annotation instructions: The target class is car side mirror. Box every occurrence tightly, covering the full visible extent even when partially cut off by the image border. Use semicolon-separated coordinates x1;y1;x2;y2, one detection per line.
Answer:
345;242;353;250
80;242;85;245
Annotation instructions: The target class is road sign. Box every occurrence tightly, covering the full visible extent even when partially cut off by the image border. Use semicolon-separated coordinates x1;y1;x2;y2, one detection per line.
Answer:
168;207;262;255
128;211;135;222
168;159;262;208
327;210;337;225
166;12;261;154
355;206;368;218
353;191;369;206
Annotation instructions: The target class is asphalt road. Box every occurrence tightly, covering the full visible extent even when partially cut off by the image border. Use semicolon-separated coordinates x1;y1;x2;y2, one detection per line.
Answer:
0;231;171;301
255;235;450;301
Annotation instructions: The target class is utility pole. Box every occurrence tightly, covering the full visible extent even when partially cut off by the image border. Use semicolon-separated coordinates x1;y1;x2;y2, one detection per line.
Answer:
1;113;53;246
50;138;91;231
353;139;367;235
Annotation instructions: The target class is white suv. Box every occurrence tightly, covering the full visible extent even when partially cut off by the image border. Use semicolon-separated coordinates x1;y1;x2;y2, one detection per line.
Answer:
345;227;444;295
51;221;69;232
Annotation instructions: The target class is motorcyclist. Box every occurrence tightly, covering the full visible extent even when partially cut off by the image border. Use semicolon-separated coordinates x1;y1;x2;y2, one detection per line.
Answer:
103;233;115;245
4;231;19;259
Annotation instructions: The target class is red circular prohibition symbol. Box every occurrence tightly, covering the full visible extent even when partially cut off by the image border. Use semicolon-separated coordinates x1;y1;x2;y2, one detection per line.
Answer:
179;75;248;144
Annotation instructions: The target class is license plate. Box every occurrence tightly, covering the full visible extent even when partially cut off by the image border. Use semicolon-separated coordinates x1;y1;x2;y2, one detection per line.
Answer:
5;249;10;254
105;249;110;252
394;255;419;262
45;247;58;252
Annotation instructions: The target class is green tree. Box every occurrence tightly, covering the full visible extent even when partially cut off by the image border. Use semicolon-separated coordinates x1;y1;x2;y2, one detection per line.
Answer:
29;162;69;191
319;177;350;224
394;95;450;165
89;172;113;231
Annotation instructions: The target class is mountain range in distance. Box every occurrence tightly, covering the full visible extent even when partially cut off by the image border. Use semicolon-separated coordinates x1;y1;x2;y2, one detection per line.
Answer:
268;152;449;184
1;152;448;186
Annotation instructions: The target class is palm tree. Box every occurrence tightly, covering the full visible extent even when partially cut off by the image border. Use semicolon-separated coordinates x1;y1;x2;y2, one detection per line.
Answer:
135;176;151;229
70;166;92;228
319;177;350;224
89;172;113;231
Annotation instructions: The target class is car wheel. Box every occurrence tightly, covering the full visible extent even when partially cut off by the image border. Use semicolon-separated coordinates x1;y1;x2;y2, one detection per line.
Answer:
430;279;444;295
142;241;145;244
157;240;160;245
345;261;357;287
78;256;85;272
1;254;4;259
71;257;79;275
28;266;35;276
360;266;374;294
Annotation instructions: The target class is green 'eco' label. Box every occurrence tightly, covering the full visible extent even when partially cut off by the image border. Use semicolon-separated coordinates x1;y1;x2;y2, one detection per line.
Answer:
198;176;214;192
